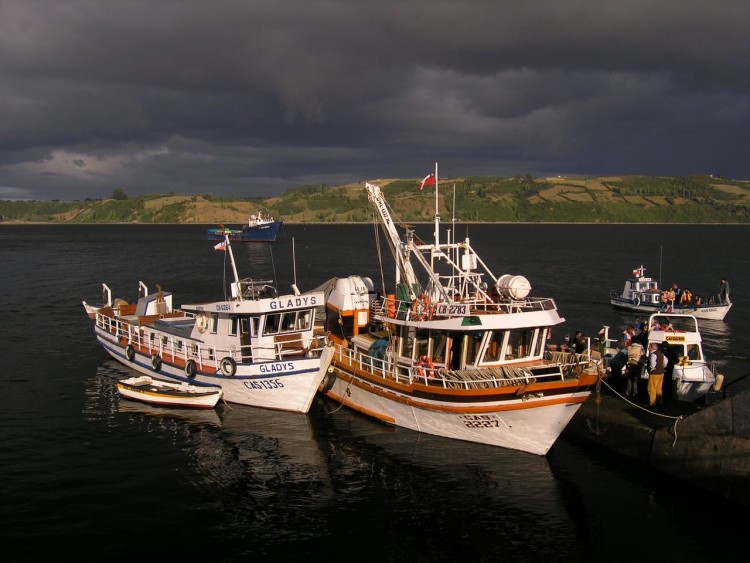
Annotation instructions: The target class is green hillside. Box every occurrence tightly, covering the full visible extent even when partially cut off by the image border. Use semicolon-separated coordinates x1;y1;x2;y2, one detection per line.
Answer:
2;174;749;224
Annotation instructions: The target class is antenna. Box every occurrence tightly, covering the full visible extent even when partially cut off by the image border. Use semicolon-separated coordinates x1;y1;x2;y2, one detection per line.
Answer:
291;237;301;295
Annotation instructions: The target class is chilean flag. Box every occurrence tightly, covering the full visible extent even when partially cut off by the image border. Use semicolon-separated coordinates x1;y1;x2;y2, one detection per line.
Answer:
418;173;436;191
214;240;227;251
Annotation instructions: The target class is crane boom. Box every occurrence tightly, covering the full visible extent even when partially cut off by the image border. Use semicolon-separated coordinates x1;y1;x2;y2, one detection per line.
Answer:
365;182;419;293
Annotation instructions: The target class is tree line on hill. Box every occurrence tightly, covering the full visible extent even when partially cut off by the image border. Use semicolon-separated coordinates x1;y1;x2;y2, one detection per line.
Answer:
1;174;748;224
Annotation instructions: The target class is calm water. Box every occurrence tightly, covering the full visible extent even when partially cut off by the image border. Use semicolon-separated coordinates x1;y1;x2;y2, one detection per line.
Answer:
1;223;748;562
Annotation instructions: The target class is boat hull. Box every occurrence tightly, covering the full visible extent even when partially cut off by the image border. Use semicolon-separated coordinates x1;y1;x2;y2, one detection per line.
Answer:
207;221;282;242
96;328;332;413
610;297;731;321
322;349;597;456
116;376;222;409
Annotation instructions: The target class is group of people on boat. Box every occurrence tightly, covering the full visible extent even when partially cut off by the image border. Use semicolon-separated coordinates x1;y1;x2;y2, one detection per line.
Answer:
660;278;730;309
601;320;680;407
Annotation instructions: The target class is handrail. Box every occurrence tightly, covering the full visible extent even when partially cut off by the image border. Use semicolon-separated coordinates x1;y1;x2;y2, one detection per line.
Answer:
331;342;592;390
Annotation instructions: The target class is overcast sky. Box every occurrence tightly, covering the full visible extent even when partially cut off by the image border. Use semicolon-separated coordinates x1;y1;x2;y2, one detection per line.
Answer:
1;0;748;201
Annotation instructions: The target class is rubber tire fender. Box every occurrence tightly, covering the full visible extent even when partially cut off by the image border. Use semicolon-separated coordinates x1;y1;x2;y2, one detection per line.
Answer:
220;357;237;377
151;354;162;372
125;344;135;362
185;359;197;378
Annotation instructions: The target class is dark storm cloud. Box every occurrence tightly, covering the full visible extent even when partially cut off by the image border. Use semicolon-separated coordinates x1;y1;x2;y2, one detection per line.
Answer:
1;0;748;200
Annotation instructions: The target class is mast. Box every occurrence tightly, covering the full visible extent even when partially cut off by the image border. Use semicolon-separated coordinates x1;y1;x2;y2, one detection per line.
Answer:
224;235;242;300
433;162;440;248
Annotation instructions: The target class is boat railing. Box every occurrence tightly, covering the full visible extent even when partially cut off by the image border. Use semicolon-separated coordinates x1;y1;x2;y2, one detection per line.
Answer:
332;342;593;390
97;311;326;372
371;295;558;321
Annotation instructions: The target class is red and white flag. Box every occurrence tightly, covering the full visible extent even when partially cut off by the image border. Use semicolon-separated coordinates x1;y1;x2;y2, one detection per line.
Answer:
214;240;227;251
418;173;436;191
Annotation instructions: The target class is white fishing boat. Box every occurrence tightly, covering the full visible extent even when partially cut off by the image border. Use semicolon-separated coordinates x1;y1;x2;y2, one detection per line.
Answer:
610;265;731;321
116;375;223;409
316;166;599;456
645;313;719;402
83;236;333;413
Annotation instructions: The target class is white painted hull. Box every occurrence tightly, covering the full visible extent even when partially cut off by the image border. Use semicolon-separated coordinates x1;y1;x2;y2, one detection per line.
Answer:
610;298;731;321
97;329;333;413
117;376;222;409
322;366;590;456
672;364;716;402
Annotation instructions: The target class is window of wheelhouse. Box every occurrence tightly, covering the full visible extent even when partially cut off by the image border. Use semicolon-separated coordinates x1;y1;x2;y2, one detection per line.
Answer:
296;309;313;330
263;310;312;336
465;331;484;365
281;311;296;331
230;316;239;336
413;328;430;360
240;317;252;337
210;313;219;334
503;328;537;361
264;313;281;335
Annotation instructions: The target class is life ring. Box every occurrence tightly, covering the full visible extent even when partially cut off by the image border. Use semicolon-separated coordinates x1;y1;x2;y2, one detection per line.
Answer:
196;313;209;334
220;356;237;377
416;355;435;378
411;294;432;321
151;354;162;371
125;344;135;362
633;296;641;307
185;359;197;378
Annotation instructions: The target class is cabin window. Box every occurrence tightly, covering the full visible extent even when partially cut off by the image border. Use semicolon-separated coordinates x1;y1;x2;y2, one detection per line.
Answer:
297;310;312;330
432;333;448;364
686;344;701;361
503;328;535;361
481;330;504;363
230;316;239;336
264;313;281;335
176;340;183;352
210;313;219;334
414;329;430;360
281;311;296;331
531;329;543;357
401;326;417;360
251;316;259;336
465;331;484;366
240;317;251;337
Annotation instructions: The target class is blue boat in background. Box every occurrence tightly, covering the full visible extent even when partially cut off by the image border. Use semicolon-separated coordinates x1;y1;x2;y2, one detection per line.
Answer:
207;212;282;242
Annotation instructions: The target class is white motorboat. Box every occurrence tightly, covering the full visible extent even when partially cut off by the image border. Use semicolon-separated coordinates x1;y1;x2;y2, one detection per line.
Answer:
610;265;731;321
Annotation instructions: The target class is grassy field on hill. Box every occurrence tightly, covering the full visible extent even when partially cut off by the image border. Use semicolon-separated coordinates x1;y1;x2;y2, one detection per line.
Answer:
2;174;749;224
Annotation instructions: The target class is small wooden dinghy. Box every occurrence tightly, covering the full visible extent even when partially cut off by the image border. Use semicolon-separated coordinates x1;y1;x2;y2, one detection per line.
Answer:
116;376;223;409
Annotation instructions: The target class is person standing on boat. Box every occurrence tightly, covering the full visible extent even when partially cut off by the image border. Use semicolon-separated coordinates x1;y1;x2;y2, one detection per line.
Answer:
646;343;668;407
621;325;635;349
660;341;679;403
625;340;645;398
719;278;731;305
572;331;588;354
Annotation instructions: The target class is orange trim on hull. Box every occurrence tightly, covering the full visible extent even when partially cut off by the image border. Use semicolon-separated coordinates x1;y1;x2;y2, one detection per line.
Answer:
328;368;593;415
333;357;600;399
324;390;397;424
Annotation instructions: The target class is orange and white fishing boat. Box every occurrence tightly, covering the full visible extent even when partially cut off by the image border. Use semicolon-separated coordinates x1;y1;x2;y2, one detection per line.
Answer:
316;166;599;455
